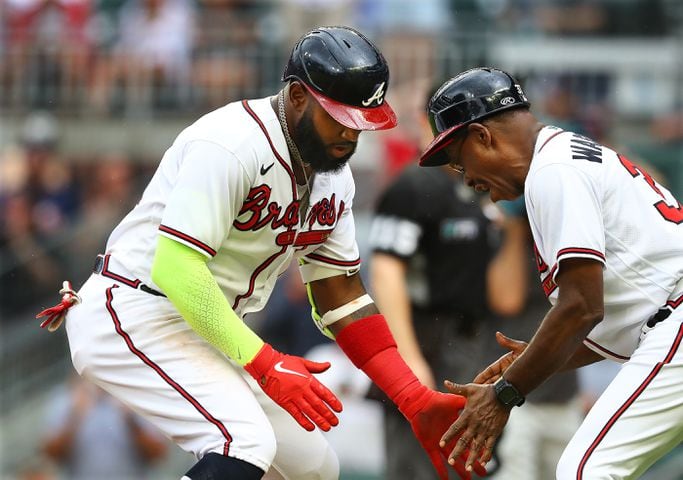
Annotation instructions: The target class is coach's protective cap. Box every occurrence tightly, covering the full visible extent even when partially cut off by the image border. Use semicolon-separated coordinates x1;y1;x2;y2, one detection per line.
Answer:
283;26;397;131
420;67;530;167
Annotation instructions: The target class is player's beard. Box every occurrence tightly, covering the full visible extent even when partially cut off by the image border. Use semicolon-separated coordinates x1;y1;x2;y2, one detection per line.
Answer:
294;108;355;174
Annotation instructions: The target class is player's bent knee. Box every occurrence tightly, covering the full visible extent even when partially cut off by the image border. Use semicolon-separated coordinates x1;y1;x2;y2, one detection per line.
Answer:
289;442;339;480
311;443;339;480
183;452;265;480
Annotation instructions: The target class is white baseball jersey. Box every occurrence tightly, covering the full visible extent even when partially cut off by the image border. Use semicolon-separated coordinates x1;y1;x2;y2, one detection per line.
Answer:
65;97;361;478
106;96;360;318
525;126;683;361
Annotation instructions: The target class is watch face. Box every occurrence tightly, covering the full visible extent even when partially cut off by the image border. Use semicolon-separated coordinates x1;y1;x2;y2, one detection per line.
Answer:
495;379;523;407
498;387;518;405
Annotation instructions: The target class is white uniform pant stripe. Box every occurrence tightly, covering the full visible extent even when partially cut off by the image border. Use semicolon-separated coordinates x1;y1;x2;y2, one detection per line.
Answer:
104;284;232;456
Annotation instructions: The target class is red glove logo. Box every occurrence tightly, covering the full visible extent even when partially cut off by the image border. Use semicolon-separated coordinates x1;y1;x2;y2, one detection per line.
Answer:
245;344;343;432
273;361;307;377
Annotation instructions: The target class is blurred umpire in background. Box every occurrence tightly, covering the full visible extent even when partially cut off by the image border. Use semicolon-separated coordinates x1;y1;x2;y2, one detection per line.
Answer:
420;67;683;479
37;27;479;480
368;83;527;479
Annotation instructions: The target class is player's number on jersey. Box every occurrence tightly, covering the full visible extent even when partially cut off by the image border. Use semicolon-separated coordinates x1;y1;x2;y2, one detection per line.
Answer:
618;154;683;225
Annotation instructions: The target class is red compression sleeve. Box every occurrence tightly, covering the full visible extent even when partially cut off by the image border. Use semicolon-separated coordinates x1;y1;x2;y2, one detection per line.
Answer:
335;314;429;418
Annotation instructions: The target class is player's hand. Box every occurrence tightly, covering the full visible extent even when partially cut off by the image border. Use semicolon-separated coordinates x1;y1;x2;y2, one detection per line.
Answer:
441;381;510;473
472;332;527;384
400;387;487;479
244;343;343;432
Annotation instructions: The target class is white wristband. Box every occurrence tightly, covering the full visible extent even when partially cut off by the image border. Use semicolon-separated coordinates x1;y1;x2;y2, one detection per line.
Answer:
319;294;374;327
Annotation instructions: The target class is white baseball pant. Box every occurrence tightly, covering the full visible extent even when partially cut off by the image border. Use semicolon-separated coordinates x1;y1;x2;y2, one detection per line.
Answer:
65;257;339;479
556;312;683;479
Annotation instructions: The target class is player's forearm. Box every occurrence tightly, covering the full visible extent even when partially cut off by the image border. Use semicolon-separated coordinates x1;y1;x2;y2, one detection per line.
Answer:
562;342;605;370
312;274;429;414
151;235;263;365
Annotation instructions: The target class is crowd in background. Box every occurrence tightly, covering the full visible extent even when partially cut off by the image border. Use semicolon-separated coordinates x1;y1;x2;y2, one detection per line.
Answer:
0;0;678;115
2;0;683;479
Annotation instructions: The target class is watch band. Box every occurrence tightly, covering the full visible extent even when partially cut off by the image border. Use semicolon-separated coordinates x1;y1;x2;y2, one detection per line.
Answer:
493;377;525;408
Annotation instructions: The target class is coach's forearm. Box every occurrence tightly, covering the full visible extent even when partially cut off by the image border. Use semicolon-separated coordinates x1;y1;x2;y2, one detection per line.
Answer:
562;342;605;371
503;301;601;396
151;235;263;365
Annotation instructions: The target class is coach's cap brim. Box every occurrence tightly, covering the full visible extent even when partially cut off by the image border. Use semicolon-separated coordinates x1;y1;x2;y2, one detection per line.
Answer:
419;124;466;167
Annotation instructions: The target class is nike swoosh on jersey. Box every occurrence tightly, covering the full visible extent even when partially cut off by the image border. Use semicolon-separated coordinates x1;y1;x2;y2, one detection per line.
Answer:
260;162;275;175
274;361;306;377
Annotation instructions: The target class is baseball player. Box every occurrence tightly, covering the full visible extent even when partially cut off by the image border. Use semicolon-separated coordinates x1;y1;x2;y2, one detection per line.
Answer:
419;67;683;479
36;27;479;480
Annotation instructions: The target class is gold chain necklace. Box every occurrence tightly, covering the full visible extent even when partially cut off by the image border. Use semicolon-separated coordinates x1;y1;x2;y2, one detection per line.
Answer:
277;89;312;221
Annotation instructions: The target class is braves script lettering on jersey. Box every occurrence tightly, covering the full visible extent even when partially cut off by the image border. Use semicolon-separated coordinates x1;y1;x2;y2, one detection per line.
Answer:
107;97;359;317
64;97;360;478
526;126;683;362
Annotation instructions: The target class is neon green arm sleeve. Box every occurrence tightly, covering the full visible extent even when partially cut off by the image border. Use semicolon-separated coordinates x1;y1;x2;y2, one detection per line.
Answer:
151;235;264;366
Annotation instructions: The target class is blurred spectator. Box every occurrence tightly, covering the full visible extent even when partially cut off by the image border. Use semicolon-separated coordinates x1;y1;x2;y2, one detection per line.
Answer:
192;0;269;110
20;114;80;236
65;151;139;280
41;375;168;480
375;78;431;183
355;0;451;88
367;83;526;479
0;111;77;320
0;192;63;319
527;72;611;144
14;458;57;480
278;0;352;47
537;76;586;135
651;112;683;144
88;0;196;114
3;0;92;108
535;1;607;36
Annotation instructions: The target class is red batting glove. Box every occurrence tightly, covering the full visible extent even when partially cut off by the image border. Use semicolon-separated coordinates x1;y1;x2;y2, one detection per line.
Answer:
399;387;487;479
244;343;343;432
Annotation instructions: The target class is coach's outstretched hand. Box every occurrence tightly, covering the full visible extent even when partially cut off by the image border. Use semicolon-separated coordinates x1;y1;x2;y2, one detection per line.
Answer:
472;332;528;385
400;388;487;479
440;380;510;475
244;343;343;432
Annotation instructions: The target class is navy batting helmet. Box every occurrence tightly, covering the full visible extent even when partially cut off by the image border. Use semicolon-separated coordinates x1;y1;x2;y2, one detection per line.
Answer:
283;26;397;131
420;67;530;166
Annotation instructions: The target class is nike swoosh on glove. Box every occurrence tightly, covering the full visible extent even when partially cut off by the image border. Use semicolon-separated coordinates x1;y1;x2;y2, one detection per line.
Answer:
244;343;343;431
400;389;487;479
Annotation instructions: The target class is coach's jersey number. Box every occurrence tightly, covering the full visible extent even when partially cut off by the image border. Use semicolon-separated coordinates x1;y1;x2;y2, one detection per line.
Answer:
618;154;683;225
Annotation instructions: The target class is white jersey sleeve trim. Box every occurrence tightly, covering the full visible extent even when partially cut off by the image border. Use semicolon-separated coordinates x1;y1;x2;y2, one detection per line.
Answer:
299;253;361;284
583;337;631;363
553;247;606;282
158;224;217;258
299;259;360;283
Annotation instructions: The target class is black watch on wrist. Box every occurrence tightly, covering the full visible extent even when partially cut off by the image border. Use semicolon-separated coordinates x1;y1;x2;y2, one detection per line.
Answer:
493;377;525;408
